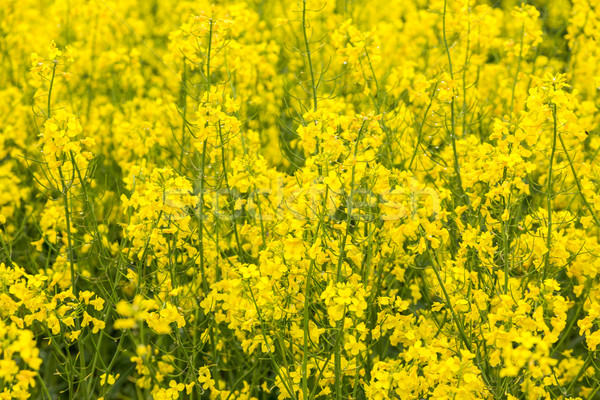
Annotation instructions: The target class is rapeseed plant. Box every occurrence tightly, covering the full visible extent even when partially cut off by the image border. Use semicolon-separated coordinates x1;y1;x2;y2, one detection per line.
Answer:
1;0;600;399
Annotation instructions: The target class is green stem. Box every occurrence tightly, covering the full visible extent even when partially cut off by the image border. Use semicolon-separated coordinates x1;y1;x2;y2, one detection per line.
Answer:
47;62;57;118
302;0;318;112
544;104;558;279
442;0;464;199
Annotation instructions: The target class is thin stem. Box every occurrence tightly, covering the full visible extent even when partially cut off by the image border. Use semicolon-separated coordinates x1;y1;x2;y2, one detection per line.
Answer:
442;0;464;199
302;0;318;112
544;103;558;279
47;62;57;118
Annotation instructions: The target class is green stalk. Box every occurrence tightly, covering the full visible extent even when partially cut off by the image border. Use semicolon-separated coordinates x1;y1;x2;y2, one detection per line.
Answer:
544;104;558;279
47;62;57;118
509;23;525;117
423;237;472;352
442;0;464;199
302;0;318;113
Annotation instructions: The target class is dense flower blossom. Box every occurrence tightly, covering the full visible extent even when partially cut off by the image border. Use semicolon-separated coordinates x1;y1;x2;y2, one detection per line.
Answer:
1;1;600;399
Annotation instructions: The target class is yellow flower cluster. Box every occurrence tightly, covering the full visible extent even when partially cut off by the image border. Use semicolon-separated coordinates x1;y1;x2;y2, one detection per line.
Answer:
0;319;41;400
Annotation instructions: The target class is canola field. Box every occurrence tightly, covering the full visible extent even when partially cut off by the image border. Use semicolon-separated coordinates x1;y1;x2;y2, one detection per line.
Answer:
2;0;600;399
